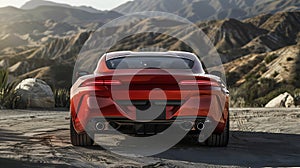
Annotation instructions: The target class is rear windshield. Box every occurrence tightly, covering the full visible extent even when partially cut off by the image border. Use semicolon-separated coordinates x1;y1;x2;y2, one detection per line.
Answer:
106;56;194;69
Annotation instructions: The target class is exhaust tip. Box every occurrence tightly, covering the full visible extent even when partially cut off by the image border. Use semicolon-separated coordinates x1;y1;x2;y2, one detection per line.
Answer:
95;122;105;131
196;122;205;130
180;121;193;131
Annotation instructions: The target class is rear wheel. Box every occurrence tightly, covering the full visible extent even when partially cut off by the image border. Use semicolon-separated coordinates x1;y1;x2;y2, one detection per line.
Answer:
70;119;94;146
205;117;229;147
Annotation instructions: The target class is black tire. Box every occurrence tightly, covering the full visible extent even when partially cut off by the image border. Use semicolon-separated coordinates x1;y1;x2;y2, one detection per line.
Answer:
205;116;229;147
70;120;94;146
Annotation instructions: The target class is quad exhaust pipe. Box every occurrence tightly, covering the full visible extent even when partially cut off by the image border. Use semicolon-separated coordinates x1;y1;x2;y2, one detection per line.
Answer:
196;122;205;130
95;122;105;131
96;121;205;131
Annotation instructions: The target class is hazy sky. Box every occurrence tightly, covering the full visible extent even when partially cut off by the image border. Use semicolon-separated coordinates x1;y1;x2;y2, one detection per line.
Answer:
0;0;131;10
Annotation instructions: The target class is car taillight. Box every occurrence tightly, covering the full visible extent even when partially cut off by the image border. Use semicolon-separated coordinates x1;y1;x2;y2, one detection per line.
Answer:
179;80;220;87
80;80;121;87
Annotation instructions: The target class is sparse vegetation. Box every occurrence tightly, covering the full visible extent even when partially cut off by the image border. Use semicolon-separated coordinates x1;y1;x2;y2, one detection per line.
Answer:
54;88;70;108
272;71;279;78
259;64;268;73
0;69;8;89
230;77;278;107
0;69;19;109
264;54;278;64
229;75;300;107
245;72;260;81
293;89;300;106
229;88;246;107
226;71;240;86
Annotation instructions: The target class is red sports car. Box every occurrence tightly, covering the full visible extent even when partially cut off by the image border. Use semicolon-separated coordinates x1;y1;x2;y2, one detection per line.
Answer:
70;51;229;147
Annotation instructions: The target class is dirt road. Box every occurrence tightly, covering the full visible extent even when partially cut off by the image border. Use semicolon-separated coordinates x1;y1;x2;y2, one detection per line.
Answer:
0;108;299;167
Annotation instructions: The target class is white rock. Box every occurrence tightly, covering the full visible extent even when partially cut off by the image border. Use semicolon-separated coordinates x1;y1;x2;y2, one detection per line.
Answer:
265;92;295;108
15;78;54;109
285;94;295;107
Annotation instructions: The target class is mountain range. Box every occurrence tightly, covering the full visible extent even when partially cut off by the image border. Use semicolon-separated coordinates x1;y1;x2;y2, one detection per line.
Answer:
8;0;300;23
114;0;300;21
0;5;121;25
21;0;102;13
0;0;299;106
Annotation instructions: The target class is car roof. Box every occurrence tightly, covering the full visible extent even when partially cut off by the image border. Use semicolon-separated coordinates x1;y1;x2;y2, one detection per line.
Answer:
105;51;198;61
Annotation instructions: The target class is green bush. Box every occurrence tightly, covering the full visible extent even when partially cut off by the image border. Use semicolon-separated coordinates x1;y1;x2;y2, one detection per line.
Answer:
264;54;278;64
259;64;268;73
0;69;8;89
0;69;19;109
54;88;70;108
229;78;278;107
226;71;240;87
272;71;279;78
293;88;300;105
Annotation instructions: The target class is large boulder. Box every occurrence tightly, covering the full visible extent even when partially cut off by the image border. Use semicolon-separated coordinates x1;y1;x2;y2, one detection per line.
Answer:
265;92;295;108
14;78;55;109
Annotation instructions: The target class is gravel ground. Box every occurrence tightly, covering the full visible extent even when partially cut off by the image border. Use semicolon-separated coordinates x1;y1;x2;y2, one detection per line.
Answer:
0;108;299;167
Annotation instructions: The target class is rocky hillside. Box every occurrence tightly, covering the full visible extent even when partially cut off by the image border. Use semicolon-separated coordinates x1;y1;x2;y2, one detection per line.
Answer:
107;12;300;64
114;0;300;22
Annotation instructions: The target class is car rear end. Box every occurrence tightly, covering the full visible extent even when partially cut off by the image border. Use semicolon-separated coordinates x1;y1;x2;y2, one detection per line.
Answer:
70;51;229;138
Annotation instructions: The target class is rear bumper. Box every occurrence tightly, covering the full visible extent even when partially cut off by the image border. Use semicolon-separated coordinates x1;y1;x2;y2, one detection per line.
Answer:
81;116;226;135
